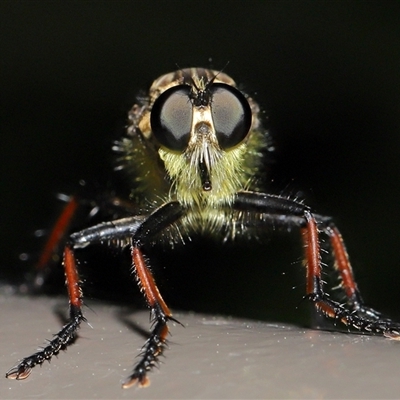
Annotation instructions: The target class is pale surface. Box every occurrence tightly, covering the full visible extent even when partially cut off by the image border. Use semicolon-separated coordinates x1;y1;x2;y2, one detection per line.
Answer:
2;294;400;399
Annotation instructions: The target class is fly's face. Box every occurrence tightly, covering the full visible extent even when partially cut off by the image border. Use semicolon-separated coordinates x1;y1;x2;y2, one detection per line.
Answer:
134;68;262;208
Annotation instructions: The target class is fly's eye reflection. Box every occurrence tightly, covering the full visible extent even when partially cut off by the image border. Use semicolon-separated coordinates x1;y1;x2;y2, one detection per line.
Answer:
151;82;252;151
151;85;192;151
210;83;252;149
7;67;400;390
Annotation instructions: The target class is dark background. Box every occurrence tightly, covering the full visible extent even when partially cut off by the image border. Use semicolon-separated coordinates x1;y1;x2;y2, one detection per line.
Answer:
1;1;400;325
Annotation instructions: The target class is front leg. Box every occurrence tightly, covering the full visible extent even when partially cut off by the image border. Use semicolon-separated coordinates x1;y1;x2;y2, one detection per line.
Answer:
122;246;180;388
122;201;184;388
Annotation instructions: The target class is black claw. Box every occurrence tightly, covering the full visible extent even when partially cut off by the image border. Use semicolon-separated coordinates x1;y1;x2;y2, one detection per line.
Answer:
6;363;32;380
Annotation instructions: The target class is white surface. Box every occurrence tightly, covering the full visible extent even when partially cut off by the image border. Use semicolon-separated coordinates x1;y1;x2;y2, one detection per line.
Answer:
2;294;400;399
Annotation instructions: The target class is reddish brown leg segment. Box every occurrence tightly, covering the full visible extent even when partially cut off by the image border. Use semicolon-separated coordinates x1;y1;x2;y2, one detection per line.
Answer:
132;247;171;317
302;212;322;296
328;226;358;299
64;244;83;308
36;197;79;271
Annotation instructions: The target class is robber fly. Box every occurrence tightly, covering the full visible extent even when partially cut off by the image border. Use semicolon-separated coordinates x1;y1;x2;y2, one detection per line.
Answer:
6;67;400;388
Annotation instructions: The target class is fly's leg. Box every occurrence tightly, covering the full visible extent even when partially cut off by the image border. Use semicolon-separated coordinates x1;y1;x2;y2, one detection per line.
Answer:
6;216;143;381
122;201;184;388
302;211;400;337
16;202;183;388
234;191;400;338
6;244;85;380
121;246;180;388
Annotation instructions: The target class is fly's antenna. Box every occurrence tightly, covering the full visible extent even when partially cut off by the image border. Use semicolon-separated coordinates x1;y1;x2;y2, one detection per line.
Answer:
174;63;200;91
205;61;230;90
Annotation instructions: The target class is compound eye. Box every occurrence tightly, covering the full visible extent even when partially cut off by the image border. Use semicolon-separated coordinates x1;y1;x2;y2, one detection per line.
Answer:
150;85;192;151
210;84;252;149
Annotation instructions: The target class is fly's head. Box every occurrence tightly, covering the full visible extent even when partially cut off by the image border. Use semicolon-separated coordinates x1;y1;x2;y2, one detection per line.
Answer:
127;68;265;208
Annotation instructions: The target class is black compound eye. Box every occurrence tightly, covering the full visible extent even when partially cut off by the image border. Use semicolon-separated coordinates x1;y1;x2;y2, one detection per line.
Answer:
150;85;192;151
210;83;252;149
